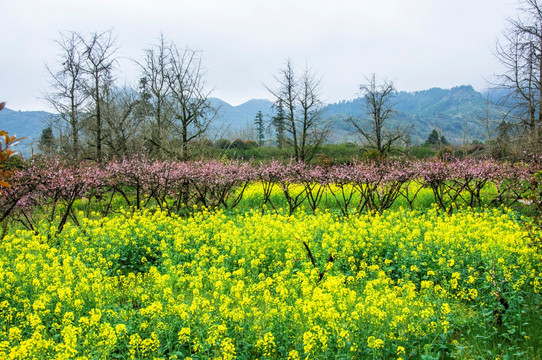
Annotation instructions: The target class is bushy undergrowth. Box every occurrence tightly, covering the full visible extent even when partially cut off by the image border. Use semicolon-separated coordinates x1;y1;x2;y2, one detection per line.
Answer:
0;206;541;359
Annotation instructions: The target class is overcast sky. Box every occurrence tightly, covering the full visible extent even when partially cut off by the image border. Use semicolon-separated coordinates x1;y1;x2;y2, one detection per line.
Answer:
1;0;518;111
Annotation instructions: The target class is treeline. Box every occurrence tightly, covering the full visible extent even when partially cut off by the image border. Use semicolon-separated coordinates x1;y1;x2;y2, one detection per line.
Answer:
39;0;542;165
42;31;217;162
38;30;462;163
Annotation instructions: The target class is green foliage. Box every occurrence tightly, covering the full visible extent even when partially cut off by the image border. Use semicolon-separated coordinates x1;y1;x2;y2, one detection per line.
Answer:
254;110;265;146
244;140;258;149
271;100;287;149
437;145;454;160
215;138;231;149
313;143;362;163
38;126;55;153
407;145;437;159
1;154;25;171
108;243;162;276
425;129;449;146
222;145;288;161
522;170;542;254
230;138;246;150
188;142;454;163
361;149;386;161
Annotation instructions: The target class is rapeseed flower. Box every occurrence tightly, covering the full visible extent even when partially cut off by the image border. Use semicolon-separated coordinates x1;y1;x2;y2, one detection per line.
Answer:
0;206;539;358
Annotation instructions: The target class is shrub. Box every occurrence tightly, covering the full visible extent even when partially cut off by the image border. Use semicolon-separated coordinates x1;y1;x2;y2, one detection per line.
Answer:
244;139;258;149
436;145;453;161
362;149;385;162
230;138;246;149
407;146;436;159
215;138;231;149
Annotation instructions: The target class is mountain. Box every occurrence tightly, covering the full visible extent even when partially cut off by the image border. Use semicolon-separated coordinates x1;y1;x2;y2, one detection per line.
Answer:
210;85;502;144
322;85;502;144
0;86;505;157
208;98;274;136
0;108;53;157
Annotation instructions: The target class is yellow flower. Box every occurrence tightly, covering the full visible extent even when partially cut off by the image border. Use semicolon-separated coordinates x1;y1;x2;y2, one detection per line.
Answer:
115;324;127;334
287;350;300;360
256;332;276;356
221;337;236;360
178;327;191;343
89;308;102;327
367;336;384;349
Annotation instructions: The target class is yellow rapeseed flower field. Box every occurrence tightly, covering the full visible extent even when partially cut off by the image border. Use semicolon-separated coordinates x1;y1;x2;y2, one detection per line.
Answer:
0;206;540;359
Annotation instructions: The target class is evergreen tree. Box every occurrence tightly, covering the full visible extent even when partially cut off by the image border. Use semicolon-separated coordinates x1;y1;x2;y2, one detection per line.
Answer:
426;130;440;145
136;77;153;120
38;126;55;153
271;100;285;148
425;129;448;146
440;134;449;146
254;110;265;146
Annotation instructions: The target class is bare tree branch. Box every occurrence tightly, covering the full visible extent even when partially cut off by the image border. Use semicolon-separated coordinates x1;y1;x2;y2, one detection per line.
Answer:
42;31;88;159
266;60;327;162
493;0;542;147
79;29;118;163
349;74;408;155
165;43;217;161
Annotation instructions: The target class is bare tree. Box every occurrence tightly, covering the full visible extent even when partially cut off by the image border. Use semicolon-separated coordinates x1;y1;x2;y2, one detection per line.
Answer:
138;34;174;158
476;94;496;144
298;66;327;162
348;74;407;155
43;31;88;159
80;30;118;162
102;86;143;157
268;60;299;158
165;44;217;161
494;0;542;144
267;60;326;162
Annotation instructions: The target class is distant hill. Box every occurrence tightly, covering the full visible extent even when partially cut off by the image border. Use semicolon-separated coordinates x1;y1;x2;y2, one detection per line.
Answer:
208;98;274;137
322;85;503;144
0;85;506;157
0;107;53;157
211;85;504;144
